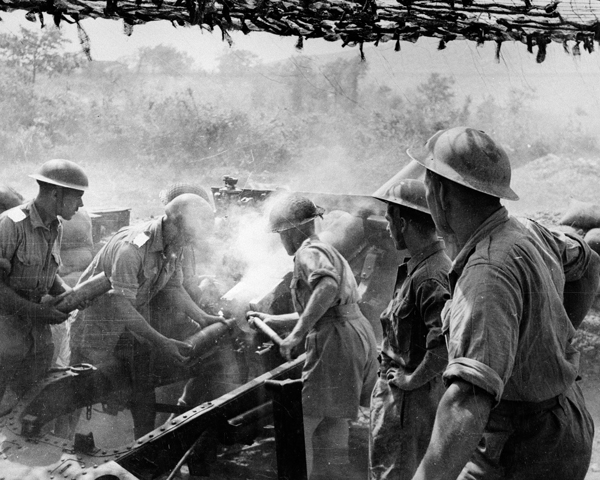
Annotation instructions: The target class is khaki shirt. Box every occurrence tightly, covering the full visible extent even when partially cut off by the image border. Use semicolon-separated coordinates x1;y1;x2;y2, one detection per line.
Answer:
0;200;62;302
79;216;183;308
290;235;360;314
76;217;184;358
443;207;591;403
380;240;451;373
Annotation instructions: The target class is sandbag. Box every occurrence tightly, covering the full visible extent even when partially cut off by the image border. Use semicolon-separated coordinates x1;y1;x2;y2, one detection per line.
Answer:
559;199;600;230
0;184;23;213
62;208;93;250
60;246;93;275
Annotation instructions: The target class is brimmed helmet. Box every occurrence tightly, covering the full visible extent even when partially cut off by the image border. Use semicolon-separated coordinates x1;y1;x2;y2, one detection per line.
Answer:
30;159;89;192
408;127;519;201
269;194;325;233
372;161;429;214
159;183;212;206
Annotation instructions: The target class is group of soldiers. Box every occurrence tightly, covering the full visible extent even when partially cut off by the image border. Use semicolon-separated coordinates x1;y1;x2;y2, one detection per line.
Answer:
0;125;598;480
250;126;600;480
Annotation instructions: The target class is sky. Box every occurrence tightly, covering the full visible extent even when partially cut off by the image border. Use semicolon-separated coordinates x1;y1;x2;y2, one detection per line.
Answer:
2;9;600;115
2;9;600;127
0;10;345;69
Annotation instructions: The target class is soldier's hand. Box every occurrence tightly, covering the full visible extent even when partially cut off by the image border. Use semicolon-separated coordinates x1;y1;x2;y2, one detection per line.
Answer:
279;333;301;362
246;311;274;328
160;339;189;365
386;369;414;390
174;339;193;357
53;286;91;311
30;303;70;325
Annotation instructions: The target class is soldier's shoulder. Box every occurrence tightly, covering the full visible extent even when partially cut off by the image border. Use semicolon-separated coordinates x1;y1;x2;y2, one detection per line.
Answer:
121;222;153;248
1;205;28;223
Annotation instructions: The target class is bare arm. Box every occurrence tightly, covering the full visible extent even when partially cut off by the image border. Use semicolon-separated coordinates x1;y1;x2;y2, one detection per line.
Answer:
388;344;448;390
412;380;493;480
110;294;189;363
279;277;338;361
246;311;300;335
564;249;600;329
161;286;224;328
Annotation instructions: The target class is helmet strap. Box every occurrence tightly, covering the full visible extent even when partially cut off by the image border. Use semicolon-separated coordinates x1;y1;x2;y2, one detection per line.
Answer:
56;186;64;218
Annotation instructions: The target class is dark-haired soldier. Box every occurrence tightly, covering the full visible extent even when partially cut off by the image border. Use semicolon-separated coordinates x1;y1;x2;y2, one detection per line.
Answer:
412;127;600;480
0;159;88;404
369;176;451;480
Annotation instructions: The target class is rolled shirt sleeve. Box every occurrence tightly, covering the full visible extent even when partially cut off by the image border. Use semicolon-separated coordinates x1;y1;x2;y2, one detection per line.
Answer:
109;244;143;301
559;232;592;282
295;247;341;290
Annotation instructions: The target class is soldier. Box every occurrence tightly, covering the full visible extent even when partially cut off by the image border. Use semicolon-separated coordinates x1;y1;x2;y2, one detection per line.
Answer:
0;159;88;405
157;182;217;309
73;193;225;437
410;127;600;480
155;183;241;414
369;176;451;480
248;194;378;480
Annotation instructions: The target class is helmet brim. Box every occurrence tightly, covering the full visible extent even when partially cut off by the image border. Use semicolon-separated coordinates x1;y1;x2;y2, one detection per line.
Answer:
29;174;88;192
371;160;430;214
406;148;520;202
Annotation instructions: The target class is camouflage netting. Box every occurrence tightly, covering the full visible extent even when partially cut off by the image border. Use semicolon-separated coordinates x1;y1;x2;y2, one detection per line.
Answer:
3;0;600;61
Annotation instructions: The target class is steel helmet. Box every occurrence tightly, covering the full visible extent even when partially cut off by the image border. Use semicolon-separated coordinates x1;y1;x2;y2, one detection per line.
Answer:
30;159;89;192
269;194;325;233
409;127;519;201
372;161;429;214
159;182;214;212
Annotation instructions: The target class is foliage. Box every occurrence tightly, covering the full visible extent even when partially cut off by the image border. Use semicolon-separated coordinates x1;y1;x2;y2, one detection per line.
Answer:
0;26;82;84
217;49;260;77
0;27;597;192
128;45;197;76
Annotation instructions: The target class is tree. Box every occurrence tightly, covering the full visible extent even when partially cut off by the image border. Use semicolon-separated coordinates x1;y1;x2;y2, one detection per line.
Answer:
216;49;260;77
406;73;470;138
0;26;82;84
132;45;196;76
321;57;369;110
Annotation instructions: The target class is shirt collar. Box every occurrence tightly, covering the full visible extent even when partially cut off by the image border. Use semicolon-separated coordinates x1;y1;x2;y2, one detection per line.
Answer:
28;200;59;231
147;216;166;253
452;206;509;276
406;239;446;275
299;234;319;249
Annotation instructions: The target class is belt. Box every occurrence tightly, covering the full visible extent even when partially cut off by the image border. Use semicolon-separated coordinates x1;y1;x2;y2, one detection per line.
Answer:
494;394;562;417
314;303;361;327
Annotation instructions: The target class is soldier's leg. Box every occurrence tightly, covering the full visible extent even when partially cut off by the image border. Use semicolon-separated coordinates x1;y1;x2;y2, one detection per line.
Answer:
312;417;351;479
304;415;323;478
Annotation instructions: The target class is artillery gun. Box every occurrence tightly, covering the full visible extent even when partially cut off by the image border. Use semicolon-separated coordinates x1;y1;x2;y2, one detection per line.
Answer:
0;176;402;480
